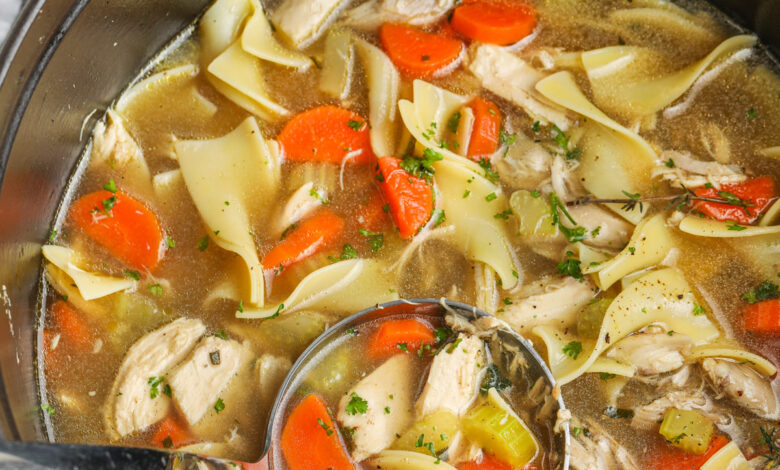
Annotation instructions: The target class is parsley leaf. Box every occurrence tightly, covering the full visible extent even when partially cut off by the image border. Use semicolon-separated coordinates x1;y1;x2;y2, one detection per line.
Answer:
562;341;583;359
742;280;780;304
434;326;452;344
345;393;368;415
400;148;443;181
358;228;384;253
447;111;462;133
123;270;141;281
550;192;587;242
148;284;163;296
432;208;446;227
557;250;583;281
317;418;334;436
214;398;225;413
478;157;499;183
198;235;210;252
480;364;511;395
347;120;367;131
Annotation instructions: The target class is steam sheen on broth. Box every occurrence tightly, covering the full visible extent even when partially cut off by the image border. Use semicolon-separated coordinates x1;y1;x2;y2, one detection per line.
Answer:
38;0;780;468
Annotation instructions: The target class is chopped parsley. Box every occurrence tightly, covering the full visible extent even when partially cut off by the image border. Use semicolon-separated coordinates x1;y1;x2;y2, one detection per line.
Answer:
432;208;446;227
551;124;582;160
317;417;334;436
148;376;164;399
480;364;511;395
330;243;358;262
148;284;163;296
557;251;583;281
562;341;583;359
48;229;57;242
237;300;244;313
165;236;176;248
692;303;706;316
447;111;462;133
478;157;499;183
397;342;408;352
665;158;675;168
346;328;358;336
271;303;285;319
446;338;463;353
746;107;758;120
280;222;298;240
603;406;634;419
40;403;55;415
726;220;746;231
309;188;329;204
103;179;117;193
503;297;513;305
382;203;390;213
599;372;617;381
347;120;367;131
434;326;452;344
358;228;384;252
123;269;141;281
550;192;587;242
742;280;780;304
485;192;498;202
463;190;471;198
198;235;210;251
214;329;227;340
345;393;368;415
415;434;440;461
400;148;443;181
214;398;225;413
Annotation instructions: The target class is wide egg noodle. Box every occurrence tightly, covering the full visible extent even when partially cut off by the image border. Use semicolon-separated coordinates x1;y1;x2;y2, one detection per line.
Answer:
534;268;719;384
241;0;312;69
582;35;757;118
320;29;354;100
199;0;252;65
678;215;780;237
115;64;199;114
354;37;401;158
595;214;674;290
175;117;279;308
367;450;458;470
236;259;398;319
42;246;135;301
433;159;520;290
687;343;777;376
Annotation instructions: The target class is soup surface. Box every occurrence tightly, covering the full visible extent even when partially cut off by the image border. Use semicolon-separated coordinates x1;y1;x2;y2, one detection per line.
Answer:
38;0;780;468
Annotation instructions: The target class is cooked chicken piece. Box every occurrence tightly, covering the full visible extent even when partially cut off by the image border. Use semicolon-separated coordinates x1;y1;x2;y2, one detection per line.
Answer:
91;110;152;193
551;155;586;202
168;336;244;426
699;122;731;164
446;432;483;466
653;150;746;189
606;332;693;376
499;276;596;334
105;318;205;439
273;182;326;237
570;417;639;470
467;44;572;130
701;358;779;420
567;204;633;249
343;0;455;29
272;0;348;48
256;354;292;403
337;354;414;461
496;134;553;189
416;334;485;417
631;390;728;431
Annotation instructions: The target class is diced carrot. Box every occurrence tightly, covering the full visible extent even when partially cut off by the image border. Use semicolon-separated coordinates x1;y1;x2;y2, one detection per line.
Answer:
692;177;776;225
69;190;164;270
649;435;729;470
743;299;780;334
355;191;391;232
451;0;537;46
375;157;434;239
368;318;436;359
152;415;192;449
278;106;373;164
262;209;345;272
380;23;464;78
280;394;354;470
51;301;92;352
457;454;514;470
467;98;502;160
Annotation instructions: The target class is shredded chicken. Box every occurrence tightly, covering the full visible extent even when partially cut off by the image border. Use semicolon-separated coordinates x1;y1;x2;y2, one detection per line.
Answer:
701;358;779;420
654;150;745;189
606;332;693;376
342;0;455;29
567;204;633;249
570;416;640;470
496;133;553;189
631;389;729;431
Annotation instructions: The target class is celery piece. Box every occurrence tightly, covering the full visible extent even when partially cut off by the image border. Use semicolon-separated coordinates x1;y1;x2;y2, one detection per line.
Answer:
391;410;458;454
461;388;538;467
510;190;557;237
577;298;613;339
659;408;715;455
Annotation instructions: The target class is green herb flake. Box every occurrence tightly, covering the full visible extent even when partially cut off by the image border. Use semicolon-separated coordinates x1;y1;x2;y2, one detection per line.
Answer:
692;303;706;316
432;208;446;227
446;338;463;354
347;120;366;131
447;111;462;134
214;329;227;340
665;158;675;168
148;284;163;296
603;406;634;419
557;251;583;281
494;209;512;220
358;228;384;253
103;179;117;193
317;417;334;436
214;398;225;413
434;326;452;344
562;341;583;359
742;280;780;304
384;406;391;414
162;436;173;449
463;190;471;198
345;393;368;415
40;403;55;415
397;342;408;352
165;236;176;248
198;235;210;252
599;372;616;381
746;107;758;120
550;193;587;242
123;269;141;281
726;221;746;231
485;193;498;202
480;364;511;395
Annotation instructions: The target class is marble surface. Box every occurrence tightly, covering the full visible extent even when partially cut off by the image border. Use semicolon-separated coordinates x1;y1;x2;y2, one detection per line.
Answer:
0;0;22;46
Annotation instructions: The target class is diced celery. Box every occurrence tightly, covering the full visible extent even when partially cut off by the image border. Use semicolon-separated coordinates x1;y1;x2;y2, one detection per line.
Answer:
391;410;458;454
257;310;327;356
510;190;558;237
461;388;538;468
659;408;714;455
303;344;355;398
577;298;613;339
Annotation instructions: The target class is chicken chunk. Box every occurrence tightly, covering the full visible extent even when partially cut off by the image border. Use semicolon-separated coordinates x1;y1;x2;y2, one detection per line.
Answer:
273;182;326;237
343;0;455;29
701;358;779;420
570;417;639;470
653;150;746;189
168;335;244;426
337;354;414;461
567;205;633;249
105;318;205;439
467;44;572;130
272;0;348;48
91;110;152;193
499;276;596;334
606;332;693;376
631;390;728;431
256;354;292;403
416;334;485;418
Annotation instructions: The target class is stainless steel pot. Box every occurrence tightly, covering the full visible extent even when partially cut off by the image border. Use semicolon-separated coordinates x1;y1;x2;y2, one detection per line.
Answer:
0;0;777;467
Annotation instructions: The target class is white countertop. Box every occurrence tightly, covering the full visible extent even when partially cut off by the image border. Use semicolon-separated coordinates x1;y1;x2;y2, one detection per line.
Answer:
0;0;22;46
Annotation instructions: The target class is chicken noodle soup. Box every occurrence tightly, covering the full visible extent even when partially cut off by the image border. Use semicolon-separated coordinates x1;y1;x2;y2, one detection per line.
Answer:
269;301;565;469
38;0;780;467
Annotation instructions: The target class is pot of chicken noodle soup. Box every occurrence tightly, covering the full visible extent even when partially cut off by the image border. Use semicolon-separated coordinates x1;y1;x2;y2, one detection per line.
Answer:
0;0;779;468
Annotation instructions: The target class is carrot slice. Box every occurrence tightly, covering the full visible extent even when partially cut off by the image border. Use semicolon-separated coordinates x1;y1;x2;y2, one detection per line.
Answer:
380;23;464;78
743;299;780;335
262;209;345;272
69;190;164;270
451;0;536;46
649;435;729;470
280;394;354;470
375;157;434;239
51;300;92;352
278;106;373;164
467;98;502;160
152;416;192;449
368;318;436;359
692;176;776;225
457;454;514;470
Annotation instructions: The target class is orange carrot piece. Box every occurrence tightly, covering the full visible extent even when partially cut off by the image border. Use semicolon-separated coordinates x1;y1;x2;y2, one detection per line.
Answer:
278;106;373;164
262;209;345;272
368;318;436;359
457;454;514;470
743;299;780;334
69;190;164;270
152;416;192;449
280;394;354;470
467;98;502;160
52;301;92;352
375;157;434;239
451;0;536;46
649;435;729;470
692;176;776;225
355;191;391;232
380;23;464;78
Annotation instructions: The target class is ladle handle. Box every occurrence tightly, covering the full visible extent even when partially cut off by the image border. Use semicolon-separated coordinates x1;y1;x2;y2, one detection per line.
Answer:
0;439;170;469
